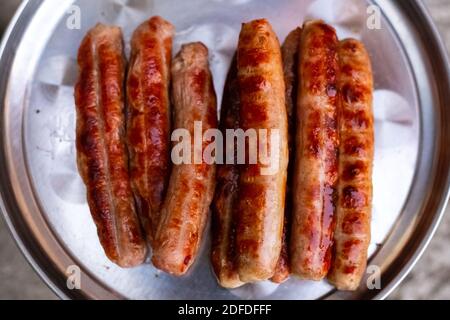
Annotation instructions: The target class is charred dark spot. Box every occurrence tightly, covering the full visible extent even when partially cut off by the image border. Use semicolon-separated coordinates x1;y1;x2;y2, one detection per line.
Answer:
342;161;367;181
342;212;366;235
306;60;322;94
239;182;265;199
143;38;157;50
343;110;371;130
127;73;140;102
191;69;207;99
183;255;192;266
240;102;268;126
323;184;337;229
193;179;207;195
342;186;367;209
307;111;321;157
342;239;362;257
344;265;357;274
341;64;354;76
342;83;365;104
238;239;259;255
127;119;145;147
147;96;162;112
326;84;337;97
342;40;359;53
239;75;270;94
238;48;270;68
318;22;336;35
342;136;368;157
244;164;261;177
207;105;218;128
324;114;338;132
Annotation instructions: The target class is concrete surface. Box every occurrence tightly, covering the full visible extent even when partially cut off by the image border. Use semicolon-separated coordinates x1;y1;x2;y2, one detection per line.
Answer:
0;0;449;300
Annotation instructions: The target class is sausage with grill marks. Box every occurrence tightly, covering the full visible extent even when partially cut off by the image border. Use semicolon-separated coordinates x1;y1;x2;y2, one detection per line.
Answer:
291;20;339;280
211;56;245;288
152;43;218;276
236;19;289;282
75;24;147;267
271;27;302;284
127;16;175;244
327;39;374;291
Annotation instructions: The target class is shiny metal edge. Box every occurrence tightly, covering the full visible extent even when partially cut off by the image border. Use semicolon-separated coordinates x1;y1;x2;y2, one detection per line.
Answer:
373;0;450;300
0;0;130;300
329;0;450;300
0;0;448;300
0;0;71;300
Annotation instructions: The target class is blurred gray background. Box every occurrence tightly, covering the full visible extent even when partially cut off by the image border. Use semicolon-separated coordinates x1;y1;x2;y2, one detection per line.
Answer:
0;0;449;300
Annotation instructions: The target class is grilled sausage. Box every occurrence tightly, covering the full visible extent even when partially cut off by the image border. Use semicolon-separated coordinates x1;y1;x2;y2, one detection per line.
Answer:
327;39;374;291
236;19;289;282
271;27;303;284
211;56;245;289
75;24;147;267
127;16;174;244
282;28;302;131
152;43;218;276
291;20;339;280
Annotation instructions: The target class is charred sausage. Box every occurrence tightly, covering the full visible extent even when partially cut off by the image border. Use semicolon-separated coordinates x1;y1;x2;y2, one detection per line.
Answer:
152;43;218;276
127;16;174;244
75;24;147;267
211;56;245;288
236;19;289;282
327;39;374;291
291;20;339;280
271;27;303;284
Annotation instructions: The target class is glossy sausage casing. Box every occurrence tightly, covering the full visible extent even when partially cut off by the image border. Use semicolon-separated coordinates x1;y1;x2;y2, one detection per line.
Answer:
127;16;174;244
152;43;218;276
75;24;147;267
211;56;245;288
327;39;374;291
236;19;289;282
271;27;302;284
291;20;339;280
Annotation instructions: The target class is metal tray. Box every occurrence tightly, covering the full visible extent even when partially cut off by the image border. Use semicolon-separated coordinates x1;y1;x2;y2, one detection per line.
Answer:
0;0;449;300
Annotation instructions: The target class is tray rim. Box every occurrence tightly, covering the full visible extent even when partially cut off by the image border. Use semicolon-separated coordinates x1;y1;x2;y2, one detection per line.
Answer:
0;0;449;300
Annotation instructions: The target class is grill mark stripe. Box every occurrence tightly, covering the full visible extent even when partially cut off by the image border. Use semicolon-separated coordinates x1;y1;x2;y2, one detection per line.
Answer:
94;39;121;257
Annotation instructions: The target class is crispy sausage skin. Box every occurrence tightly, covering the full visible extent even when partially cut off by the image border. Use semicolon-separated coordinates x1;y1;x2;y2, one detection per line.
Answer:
327;39;374;291
282;28;302;132
127;16;175;244
291;20;339;280
236;19;289;282
152;43;218;276
75;24;147;267
271;27;303;284
211;56;245;289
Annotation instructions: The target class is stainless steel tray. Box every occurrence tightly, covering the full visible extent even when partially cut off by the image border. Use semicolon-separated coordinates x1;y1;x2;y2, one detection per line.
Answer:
0;0;449;300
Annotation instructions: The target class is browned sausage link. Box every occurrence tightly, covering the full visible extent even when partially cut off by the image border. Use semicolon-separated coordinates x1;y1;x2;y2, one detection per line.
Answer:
236;19;289;282
152;43;218;276
75;24;147;267
270;27;303;284
211;56;245;288
282;28;302;134
127;16;175;244
291;20;339;280
270;216;290;284
327;39;374;291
